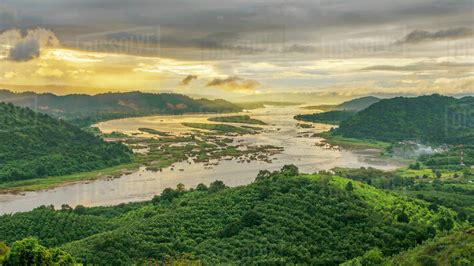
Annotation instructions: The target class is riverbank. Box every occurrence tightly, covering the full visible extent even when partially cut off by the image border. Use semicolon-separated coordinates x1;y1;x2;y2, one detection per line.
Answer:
0;124;281;193
316;131;391;150
0;162;140;193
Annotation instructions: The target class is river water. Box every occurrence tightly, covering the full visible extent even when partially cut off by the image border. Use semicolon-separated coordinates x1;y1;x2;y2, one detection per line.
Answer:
0;106;404;214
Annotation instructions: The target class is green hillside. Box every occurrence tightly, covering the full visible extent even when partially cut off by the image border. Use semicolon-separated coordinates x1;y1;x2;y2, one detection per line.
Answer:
389;228;474;265
0;166;459;264
0;90;241;127
0;103;131;182
335;94;474;144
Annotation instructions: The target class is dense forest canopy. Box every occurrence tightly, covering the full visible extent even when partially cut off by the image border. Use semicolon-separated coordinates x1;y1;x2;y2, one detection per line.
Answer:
0;90;242;127
334;94;474;144
0;103;131;182
0;166;464;265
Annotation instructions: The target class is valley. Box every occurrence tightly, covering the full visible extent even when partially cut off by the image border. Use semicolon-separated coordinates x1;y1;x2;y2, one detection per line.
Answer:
0;105;404;214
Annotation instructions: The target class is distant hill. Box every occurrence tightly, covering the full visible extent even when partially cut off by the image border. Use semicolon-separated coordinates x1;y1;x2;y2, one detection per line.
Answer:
335;94;474;144
0;90;242;127
295;97;380;125
0;167;456;264
0;103;131;182
304;96;381;112
302;96;381;112
334;96;381;111
234;92;354;104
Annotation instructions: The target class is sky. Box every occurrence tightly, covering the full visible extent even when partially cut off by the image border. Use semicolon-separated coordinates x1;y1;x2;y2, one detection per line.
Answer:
0;0;473;101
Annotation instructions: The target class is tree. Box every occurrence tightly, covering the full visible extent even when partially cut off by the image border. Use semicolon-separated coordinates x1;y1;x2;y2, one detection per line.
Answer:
438;218;454;231
0;242;9;262
255;170;272;182
73;205;86;215
196;183;208;191
209;180;226;193
241;210;263;227
280;164;299;176
409;162;421;170
2;238;75;266
61;204;72;211
161;188;179;202
397;212;410;223
433;169;442;179
360;248;385;265
345;182;354;192
219;220;241;238
176;183;186;192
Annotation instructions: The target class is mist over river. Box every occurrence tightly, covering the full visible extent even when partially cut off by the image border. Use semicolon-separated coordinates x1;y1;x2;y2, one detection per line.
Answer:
0;106;405;214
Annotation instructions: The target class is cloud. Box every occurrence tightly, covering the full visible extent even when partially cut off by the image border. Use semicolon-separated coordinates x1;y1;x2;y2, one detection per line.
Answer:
8;39;40;61
361;61;474;73
35;67;64;78
4;28;60;61
282;44;317;54
180;74;198;86
0;6;18;28
398;27;473;44
207;76;260;91
3;71;17;78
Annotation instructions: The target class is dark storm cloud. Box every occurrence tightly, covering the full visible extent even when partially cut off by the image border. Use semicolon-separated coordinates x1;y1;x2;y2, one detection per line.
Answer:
2;28;60;61
8;39;40;61
2;0;473;59
398;27;473;44
180;75;198;86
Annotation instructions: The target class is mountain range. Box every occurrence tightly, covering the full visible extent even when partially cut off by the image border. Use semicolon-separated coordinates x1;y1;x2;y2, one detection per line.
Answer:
0;90;242;127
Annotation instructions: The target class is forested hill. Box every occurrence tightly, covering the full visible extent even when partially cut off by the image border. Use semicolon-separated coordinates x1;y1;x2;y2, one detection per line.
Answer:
334;96;381;111
335;94;474;144
0;103;131;182
0;90;242;126
0;166;461;264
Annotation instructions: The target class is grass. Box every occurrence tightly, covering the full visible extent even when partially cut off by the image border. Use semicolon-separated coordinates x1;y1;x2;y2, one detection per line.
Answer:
138;128;170;136
208;115;267;125
101;131;129;138
317;131;391;149
394;168;465;179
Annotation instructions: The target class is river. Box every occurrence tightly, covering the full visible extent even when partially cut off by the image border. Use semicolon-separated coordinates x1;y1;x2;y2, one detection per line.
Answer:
0;105;404;214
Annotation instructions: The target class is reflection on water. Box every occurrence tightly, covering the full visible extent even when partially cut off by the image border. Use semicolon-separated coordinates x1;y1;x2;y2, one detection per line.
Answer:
0;106;404;214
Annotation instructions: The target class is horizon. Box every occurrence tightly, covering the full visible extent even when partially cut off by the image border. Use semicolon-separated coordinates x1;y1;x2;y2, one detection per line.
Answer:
0;87;471;105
